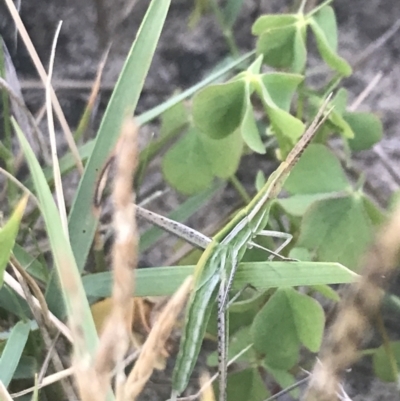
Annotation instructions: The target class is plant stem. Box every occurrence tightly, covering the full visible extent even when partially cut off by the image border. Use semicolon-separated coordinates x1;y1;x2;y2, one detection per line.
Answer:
229;174;251;204
210;0;240;58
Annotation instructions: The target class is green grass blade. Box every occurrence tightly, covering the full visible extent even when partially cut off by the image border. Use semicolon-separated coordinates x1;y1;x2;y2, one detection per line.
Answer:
0;196;27;286
12;243;49;283
13;118;99;356
68;0;171;272
0;320;30;387
83;261;356;299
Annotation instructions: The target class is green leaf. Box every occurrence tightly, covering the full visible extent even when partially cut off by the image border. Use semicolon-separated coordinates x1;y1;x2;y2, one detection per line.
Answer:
251;288;324;369
68;0;171;272
251;288;300;369
241;82;265;153
321;110;354;140
247;54;263;75
207;326;255;367
162;127;243;194
284;144;350;194
311;6;338;51
160;101;189;138
362;196;386;226
311;284;340;302
163;129;211;193
345;112;383;151
32;52;255;191
83;261;356;298
309;17;352;76
253;14;308;72
269;107;305;143
256;81;304;142
222;368;270;401
252;14;297;35
260;73;303;111
372;341;400;382
292;27;307;73
255;170;266;191
307;93;353;139
228;292;270;336
331;88;348;114
205;129;244;177
255;25;297;69
278;193;338;216
288;288;324;351
0;321;30;387
0;196;27;286
264;365;298;399
289;247;312;261
192;79;245;139
297;194;374;270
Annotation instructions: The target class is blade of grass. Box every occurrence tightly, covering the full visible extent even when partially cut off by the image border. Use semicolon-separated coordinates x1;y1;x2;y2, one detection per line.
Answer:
0;195;28;286
68;0;171;273
12;118;101;369
0;320;30;387
12;243;49;283
83;261;356;299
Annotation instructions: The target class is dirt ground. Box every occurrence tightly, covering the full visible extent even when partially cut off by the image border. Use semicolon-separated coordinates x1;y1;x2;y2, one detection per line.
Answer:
1;0;400;400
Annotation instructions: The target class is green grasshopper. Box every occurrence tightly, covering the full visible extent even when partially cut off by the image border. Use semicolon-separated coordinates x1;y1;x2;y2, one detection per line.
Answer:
135;96;332;401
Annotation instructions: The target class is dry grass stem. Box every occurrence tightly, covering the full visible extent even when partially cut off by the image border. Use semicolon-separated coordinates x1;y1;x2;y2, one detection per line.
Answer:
75;119;139;401
46;20;68;234
96;118;138;375
86;46;110;125
124;276;193;401
348;71;383;112
0;76;50;163
10;367;74;398
11;255;51;327
199;372;216;401
3;271;72;342
12;259;76;398
3;0;84;173
0;381;13;401
303;203;400;401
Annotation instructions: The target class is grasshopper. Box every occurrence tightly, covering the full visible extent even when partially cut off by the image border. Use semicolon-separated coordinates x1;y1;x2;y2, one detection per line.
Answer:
134;97;332;401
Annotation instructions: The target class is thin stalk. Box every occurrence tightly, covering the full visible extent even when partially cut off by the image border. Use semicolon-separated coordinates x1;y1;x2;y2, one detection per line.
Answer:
209;0;239;58
229;174;251;204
